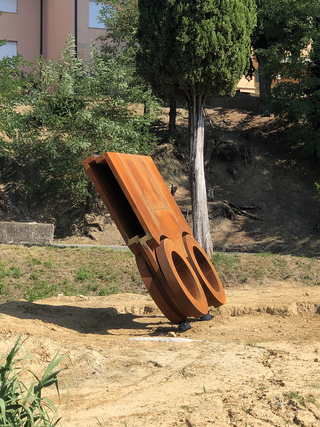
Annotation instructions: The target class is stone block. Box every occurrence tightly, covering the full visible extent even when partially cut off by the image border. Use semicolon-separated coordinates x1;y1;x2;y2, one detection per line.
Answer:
0;222;54;245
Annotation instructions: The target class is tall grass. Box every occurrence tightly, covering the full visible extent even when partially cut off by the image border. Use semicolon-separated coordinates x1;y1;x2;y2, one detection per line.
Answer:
0;336;69;426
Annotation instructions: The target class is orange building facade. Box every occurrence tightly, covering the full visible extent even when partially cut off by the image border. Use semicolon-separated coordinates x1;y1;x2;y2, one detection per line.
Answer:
0;0;106;62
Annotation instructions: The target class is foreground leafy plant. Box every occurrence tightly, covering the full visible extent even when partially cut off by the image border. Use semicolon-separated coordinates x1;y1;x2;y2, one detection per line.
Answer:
0;336;69;426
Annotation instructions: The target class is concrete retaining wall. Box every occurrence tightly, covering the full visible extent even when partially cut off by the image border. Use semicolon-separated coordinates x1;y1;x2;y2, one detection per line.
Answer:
0;222;54;245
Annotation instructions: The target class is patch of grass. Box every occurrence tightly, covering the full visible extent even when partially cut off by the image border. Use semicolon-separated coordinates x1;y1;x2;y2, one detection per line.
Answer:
88;282;99;292
212;253;245;285
272;258;288;268
25;280;58;301
257;252;273;258
76;267;92;281
254;269;264;280
96;270;107;280
99;285;119;296
0;260;12;279
59;279;77;296
283;391;316;406
212;252;239;270
258;384;267;391
11;266;22;278
279;310;288;317
0;263;23;279
44;260;53;268
311;383;320;389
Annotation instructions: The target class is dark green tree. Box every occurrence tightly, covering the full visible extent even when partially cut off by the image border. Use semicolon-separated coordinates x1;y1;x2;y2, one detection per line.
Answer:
253;0;320;159
97;0;178;134
253;0;318;106
137;0;256;255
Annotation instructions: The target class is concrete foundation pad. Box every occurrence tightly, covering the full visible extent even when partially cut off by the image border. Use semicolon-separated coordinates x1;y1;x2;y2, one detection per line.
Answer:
0;222;54;245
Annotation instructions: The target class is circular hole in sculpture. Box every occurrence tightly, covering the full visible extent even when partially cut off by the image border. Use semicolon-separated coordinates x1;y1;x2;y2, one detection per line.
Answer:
192;246;221;292
171;251;202;301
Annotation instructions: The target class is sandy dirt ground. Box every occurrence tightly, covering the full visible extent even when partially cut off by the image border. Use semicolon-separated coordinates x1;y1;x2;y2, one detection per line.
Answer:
1;281;320;427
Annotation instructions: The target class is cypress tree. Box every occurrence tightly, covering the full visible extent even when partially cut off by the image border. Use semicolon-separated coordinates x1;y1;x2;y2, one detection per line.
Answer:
137;0;256;255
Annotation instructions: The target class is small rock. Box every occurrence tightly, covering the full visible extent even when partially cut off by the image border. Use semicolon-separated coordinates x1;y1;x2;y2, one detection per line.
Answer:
305;292;310;296
168;331;176;337
314;358;319;362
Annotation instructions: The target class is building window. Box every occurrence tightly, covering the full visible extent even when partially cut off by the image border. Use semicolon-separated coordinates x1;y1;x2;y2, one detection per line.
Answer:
0;0;17;13
89;0;105;28
0;41;17;59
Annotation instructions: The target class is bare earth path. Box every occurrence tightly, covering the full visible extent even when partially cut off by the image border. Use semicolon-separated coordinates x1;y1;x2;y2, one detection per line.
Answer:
1;282;320;427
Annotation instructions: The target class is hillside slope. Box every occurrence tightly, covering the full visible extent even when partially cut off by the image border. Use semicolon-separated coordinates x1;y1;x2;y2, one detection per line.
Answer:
1;93;319;257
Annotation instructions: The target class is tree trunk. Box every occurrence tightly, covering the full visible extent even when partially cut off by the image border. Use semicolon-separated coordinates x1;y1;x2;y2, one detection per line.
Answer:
144;101;150;133
257;54;272;114
169;98;176;135
188;93;213;257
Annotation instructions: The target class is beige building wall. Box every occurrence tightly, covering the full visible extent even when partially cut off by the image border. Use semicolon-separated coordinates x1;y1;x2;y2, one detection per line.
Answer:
0;0;41;62
236;54;260;95
0;0;107;62
78;0;105;61
43;0;74;61
237;73;260;95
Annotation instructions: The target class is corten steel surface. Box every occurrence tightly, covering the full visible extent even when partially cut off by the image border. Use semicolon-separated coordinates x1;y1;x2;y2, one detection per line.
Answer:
83;152;226;323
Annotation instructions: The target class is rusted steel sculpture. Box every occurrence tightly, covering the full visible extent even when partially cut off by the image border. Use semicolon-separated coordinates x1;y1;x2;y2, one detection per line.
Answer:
83;152;226;327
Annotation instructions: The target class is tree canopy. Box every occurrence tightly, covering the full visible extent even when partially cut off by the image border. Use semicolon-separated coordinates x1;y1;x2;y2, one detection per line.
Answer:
254;0;320;159
137;0;256;255
137;0;256;102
